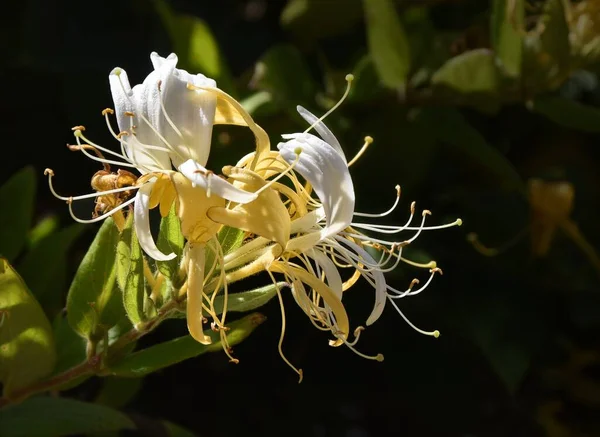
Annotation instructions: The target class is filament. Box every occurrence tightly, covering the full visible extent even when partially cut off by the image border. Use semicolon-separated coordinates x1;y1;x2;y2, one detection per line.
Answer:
303;74;354;135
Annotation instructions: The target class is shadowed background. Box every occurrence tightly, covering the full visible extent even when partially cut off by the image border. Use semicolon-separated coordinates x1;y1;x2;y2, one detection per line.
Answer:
3;0;600;436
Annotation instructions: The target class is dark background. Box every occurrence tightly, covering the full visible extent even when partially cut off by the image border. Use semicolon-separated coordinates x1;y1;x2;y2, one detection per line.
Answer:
3;0;600;436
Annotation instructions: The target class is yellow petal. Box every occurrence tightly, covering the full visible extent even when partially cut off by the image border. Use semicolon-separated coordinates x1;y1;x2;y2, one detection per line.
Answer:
186;244;212;344
189;84;269;168
169;172;224;244
148;175;168;209
159;182;177;218
208;168;291;249
270;261;349;346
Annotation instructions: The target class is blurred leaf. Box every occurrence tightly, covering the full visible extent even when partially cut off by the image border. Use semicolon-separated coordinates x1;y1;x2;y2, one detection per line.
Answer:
66;218;122;339
363;0;411;89
240;91;275;117
463;296;545;394
491;0;524;77
0;258;56;397
432;49;500;94
153;0;233;91
531;95;600;133
51;312;86;376
539;0;571;71
163;421;198;437
349;56;385;103
108;312;266;377
18;223;85;315
27;216;58;248
119;216;150;328
156;205;184;286
94;376;143;409
0;396;135;437
281;0;362;41
212;282;285;315
0;167;35;261
252;44;316;109
116;214;133;292
417;108;524;193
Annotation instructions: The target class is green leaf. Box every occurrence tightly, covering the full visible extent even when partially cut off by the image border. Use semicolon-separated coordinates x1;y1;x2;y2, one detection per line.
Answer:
0;258;56;397
66;218;123;339
539;0;571;71
18;223;85;315
531;95;600;133
212;282;284;315
0;396;135;437
108;313;266;377
491;0;524;77
51;312;86;376
417;108;524;193
281;0;362;41
27;216;58;248
432;49;500;94
218;225;245;256
349;56;385;103
118;215;150;327
94;376;143;409
363;0;411;89
252;44;316;109
156;205;184;285
163;421;198;437
0;167;35;261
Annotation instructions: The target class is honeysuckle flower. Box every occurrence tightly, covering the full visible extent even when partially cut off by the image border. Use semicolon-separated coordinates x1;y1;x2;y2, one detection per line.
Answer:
45;52;292;352
217;75;462;377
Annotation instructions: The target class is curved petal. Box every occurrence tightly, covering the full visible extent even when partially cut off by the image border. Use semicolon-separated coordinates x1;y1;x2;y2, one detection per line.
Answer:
335;237;387;326
134;181;176;261
308;249;343;301
151;52;217;168
296;106;346;160
109;66;171;173
278;134;354;240
178;159;257;204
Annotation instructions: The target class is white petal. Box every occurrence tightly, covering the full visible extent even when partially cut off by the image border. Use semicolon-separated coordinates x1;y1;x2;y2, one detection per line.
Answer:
278;134;354;240
153;53;217;168
134;182;176;261
308;249;343;301
296;106;346;161
178;159;257;204
109;66;171;173
335;237;387;326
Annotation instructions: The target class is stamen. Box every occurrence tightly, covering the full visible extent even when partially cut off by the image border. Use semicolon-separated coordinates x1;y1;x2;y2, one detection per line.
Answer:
72;130;138;168
253;148;302;197
45;169;141;201
67;195;136;224
347;136;373;167
303;74;354;135
115;73;185;162
387;297;440;338
388;268;442;298
267;270;303;383
354;185;401;218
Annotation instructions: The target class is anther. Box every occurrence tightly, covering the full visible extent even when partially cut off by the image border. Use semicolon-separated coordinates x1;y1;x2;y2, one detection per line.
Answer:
44;168;54;177
409;278;420;290
102;108;115;116
395;185;401;197
410;201;416;214
431;267;443;275
71;125;86;132
422;210;432;216
124;111;135;117
157;79;162;91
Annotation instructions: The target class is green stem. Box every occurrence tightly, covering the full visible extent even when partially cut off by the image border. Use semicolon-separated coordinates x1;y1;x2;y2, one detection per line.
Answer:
0;300;182;408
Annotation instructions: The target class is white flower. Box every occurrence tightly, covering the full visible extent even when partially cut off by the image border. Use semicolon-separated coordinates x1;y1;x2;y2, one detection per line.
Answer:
276;105;462;337
46;52;259;262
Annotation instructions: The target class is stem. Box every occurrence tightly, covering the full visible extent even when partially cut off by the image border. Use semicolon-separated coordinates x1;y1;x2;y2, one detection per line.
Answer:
0;300;182;408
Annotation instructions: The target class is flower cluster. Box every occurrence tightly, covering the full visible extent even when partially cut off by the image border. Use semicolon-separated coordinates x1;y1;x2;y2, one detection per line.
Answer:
47;52;461;378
